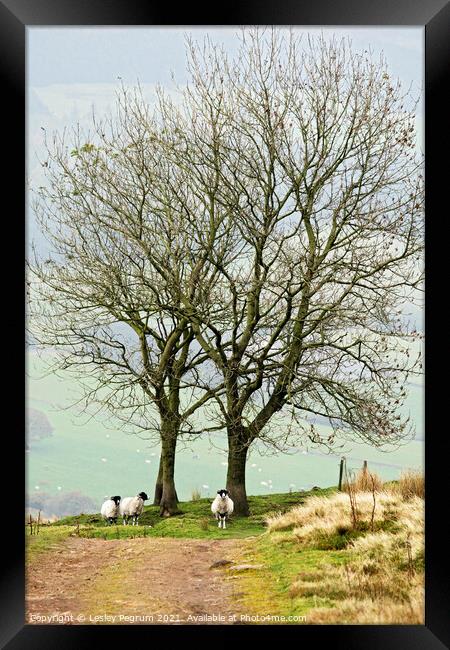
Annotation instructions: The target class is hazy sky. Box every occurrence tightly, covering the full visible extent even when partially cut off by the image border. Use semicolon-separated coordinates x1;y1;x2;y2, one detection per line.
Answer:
27;26;424;219
27;27;423;138
28;26;423;87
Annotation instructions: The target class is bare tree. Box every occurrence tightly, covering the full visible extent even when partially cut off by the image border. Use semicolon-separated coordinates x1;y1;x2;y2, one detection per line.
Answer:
28;88;227;515
28;30;424;518
141;30;424;515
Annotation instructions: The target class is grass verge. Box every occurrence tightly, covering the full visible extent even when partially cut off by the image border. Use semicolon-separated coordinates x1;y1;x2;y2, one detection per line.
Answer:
232;486;424;624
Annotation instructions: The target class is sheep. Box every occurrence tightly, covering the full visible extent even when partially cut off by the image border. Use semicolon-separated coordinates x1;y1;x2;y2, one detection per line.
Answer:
119;491;148;526
100;496;121;525
211;489;234;529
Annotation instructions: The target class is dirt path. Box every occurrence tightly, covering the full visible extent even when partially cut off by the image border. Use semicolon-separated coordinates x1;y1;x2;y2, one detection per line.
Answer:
27;536;251;625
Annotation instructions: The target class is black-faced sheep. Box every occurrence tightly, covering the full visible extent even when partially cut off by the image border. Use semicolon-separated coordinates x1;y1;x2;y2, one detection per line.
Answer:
100;496;121;525
119;491;148;525
211;489;234;529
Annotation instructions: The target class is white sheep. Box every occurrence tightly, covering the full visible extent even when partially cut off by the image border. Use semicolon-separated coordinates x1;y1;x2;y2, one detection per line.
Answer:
211;489;234;529
119;491;148;526
100;496;121;525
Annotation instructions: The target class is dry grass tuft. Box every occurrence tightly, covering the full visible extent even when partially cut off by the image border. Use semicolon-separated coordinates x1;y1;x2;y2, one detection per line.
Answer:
392;469;425;500
267;491;400;542
305;588;424;624
191;488;201;502
342;466;384;493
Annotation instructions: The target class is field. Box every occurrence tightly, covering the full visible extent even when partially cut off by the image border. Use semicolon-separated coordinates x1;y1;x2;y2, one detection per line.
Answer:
27;351;424;513
26;478;424;625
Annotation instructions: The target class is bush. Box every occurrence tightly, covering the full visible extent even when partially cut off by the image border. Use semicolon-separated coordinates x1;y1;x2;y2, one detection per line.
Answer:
191;488;201;502
395;470;425;499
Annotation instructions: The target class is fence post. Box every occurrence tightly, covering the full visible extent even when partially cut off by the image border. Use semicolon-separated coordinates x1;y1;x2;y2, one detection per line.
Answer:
338;457;345;491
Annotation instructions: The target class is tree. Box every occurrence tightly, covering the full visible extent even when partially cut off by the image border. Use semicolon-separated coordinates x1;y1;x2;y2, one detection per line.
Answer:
139;30;424;514
28;30;424;518
28;88;227;515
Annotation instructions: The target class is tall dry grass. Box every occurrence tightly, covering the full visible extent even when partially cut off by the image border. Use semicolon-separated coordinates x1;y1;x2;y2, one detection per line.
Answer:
267;491;402;538
342;466;384;493
394;469;425;499
191;488;201;502
266;473;424;624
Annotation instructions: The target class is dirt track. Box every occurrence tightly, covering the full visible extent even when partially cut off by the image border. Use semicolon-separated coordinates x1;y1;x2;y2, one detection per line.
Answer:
26;536;250;625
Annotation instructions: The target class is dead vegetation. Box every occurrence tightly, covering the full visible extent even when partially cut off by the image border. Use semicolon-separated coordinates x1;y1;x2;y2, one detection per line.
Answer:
265;472;424;624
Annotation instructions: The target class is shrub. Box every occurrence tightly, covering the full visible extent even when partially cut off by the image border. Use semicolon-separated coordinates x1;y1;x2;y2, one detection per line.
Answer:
191;488;201;502
395;470;425;500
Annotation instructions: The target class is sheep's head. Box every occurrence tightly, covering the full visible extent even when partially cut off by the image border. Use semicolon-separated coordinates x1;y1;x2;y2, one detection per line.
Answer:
111;495;121;505
217;489;229;499
138;491;149;501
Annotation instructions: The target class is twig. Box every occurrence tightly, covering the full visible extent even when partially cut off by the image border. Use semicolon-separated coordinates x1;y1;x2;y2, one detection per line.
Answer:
369;472;376;532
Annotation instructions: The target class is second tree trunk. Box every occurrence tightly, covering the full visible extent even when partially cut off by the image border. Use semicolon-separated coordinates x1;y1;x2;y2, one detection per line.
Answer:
226;435;250;516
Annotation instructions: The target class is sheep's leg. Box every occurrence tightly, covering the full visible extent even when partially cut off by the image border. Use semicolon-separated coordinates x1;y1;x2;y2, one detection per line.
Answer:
223;518;227;530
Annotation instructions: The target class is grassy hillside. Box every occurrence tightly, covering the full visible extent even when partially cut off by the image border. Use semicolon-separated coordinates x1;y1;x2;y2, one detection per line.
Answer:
26;474;424;624
27;488;336;553
233;474;424;624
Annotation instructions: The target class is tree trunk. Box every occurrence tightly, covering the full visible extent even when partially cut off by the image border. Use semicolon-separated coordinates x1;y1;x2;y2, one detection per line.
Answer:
154;451;179;506
153;454;163;505
226;434;250;516
159;431;179;517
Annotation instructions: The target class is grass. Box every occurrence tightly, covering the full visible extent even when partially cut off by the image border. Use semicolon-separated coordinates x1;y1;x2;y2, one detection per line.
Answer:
342;466;384;493
394;469;425;500
26;480;424;624
232;478;425;624
26;525;76;564
232;533;347;620
191;488;201;502
36;488;337;541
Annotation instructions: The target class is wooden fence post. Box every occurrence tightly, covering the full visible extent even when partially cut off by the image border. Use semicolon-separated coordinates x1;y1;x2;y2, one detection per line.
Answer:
338;457;345;491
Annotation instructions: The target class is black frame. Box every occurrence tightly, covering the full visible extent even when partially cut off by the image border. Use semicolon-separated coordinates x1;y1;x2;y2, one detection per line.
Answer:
3;0;449;646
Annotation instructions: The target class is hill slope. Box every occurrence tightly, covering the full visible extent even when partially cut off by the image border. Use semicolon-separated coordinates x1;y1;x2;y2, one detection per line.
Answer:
26;485;424;624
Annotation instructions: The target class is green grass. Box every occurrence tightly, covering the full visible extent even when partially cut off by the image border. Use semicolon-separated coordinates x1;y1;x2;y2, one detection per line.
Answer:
47;488;336;540
232;531;348;619
26;525;75;564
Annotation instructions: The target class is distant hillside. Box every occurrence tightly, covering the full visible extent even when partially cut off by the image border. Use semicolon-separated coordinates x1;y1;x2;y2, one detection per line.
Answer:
26;490;97;519
27;407;53;444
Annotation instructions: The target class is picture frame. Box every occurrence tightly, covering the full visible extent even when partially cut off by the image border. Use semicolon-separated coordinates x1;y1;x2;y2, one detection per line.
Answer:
2;0;448;646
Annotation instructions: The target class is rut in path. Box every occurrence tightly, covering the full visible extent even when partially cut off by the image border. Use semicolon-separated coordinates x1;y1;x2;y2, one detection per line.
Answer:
26;536;252;624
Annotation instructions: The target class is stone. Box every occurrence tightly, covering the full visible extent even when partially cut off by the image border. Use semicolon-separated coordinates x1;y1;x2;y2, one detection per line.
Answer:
209;559;234;569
